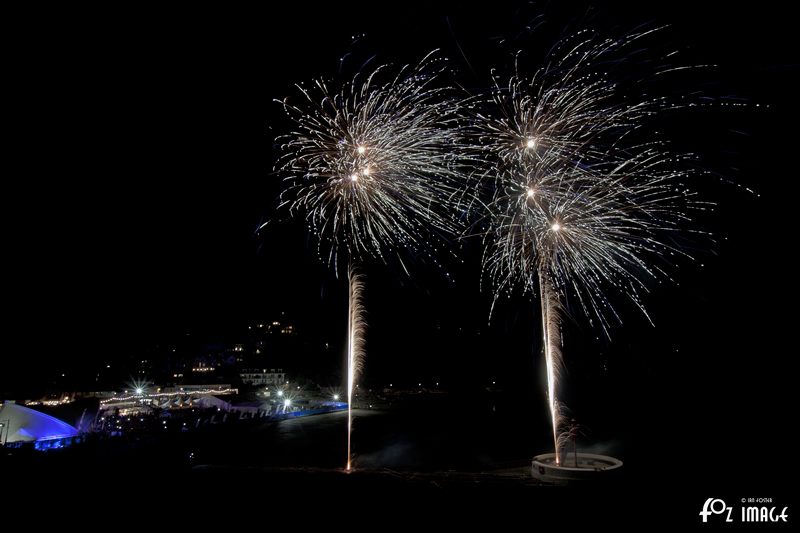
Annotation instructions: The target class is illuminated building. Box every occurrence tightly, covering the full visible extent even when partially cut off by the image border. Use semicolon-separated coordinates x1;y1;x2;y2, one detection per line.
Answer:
239;369;285;386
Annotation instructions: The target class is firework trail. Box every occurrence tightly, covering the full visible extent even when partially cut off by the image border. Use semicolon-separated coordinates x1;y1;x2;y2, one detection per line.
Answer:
472;30;708;462
346;266;365;471
539;269;565;460
275;51;467;469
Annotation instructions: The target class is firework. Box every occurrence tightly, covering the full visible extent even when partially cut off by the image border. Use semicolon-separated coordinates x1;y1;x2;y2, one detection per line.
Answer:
275;52;466;469
473;31;708;463
275;51;467;269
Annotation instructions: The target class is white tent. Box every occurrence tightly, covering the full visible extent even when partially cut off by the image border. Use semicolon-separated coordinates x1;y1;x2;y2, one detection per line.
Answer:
0;402;79;443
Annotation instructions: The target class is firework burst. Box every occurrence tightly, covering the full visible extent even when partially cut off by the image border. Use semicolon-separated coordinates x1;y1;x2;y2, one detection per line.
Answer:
275;51;467;270
472;30;710;462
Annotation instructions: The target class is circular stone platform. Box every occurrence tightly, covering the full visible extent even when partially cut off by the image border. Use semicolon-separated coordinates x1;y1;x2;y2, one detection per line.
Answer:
531;452;623;483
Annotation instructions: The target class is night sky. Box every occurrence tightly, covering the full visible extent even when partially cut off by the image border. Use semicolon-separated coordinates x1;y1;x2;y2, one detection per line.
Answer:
5;1;798;491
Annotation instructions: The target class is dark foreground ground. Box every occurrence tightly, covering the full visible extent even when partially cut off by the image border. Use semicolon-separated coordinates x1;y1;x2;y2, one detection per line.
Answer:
3;392;792;528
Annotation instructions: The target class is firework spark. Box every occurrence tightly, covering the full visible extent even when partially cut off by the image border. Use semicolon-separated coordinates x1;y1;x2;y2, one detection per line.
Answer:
472;30;709;462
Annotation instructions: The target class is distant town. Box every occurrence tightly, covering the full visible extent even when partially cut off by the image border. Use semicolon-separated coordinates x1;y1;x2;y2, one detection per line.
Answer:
0;314;451;450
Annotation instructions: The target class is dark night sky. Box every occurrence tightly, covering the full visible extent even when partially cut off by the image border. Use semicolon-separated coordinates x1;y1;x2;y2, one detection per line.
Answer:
5;2;798;485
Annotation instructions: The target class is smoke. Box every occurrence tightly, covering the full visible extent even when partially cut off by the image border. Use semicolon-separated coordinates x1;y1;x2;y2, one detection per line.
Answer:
576;439;623;457
353;440;421;469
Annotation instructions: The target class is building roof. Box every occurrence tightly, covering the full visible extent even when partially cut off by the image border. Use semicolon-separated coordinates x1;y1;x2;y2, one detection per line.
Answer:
0;402;79;443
